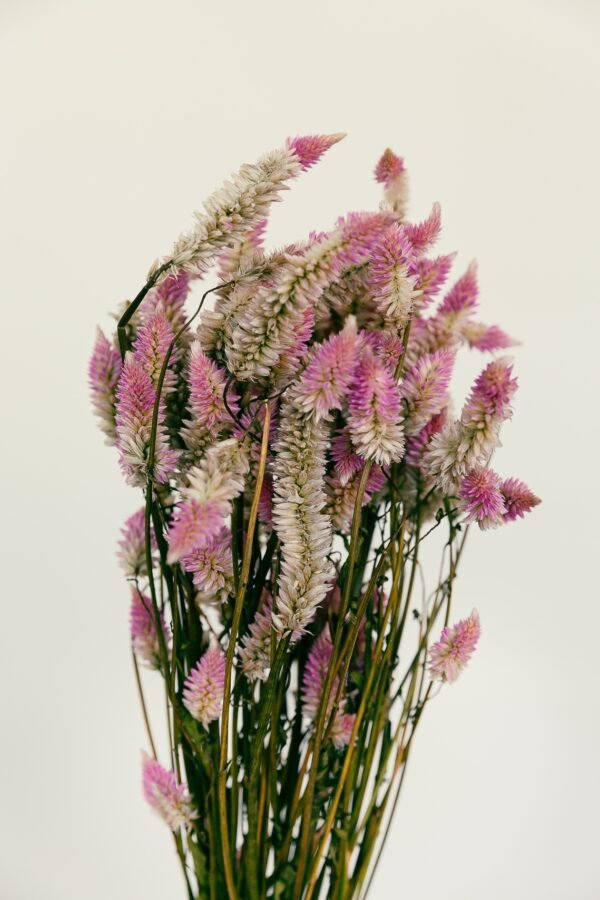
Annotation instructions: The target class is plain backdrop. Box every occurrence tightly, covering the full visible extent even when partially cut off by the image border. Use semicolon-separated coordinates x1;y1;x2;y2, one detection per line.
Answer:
1;0;599;898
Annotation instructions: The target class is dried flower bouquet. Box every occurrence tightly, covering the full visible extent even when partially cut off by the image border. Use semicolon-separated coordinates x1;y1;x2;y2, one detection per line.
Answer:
89;133;539;899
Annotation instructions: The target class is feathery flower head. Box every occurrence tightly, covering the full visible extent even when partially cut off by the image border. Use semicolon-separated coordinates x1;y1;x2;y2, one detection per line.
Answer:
132;310;176;391
302;629;354;747
348;353;405;466
462;356;518;427
169;143;307;276
459;467;506;530
181;342;238;454
500;477;541;522
167;439;249;562
143;270;190;335
403;202;442;255
240;594;274;681
130;588;168;669
363;330;404;370
118;508;155;578
462;322;517;353
428;610;481;683
401;349;455;435
294;317;359;420
410;252;456;312
142;754;197;831
271;402;333;637
89;327;122;444
287;133;346;170
217;218;267;280
183;644;226;728
367;223;416;329
331;426;363;485
374;148;405;186
326;464;385;532
181;527;233;604
115;352;179;487
437;261;479;319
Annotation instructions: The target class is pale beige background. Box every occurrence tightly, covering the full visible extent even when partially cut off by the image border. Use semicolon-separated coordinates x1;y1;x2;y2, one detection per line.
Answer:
1;0;599;897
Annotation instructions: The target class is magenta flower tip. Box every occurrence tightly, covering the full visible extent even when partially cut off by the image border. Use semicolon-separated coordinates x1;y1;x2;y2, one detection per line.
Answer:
183;644;226;728
459;466;506;529
142;753;197;831
288;133;346;170
500;477;541;522
428;610;481;683
374;148;405;185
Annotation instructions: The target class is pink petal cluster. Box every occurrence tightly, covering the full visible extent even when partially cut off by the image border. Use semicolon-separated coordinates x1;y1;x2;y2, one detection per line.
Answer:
181;527;233;604
462;321;517;352
500;477;541;522
288;133;346;171
132;311;176;391
142;754;197;830
459;467;506;530
367;223;415;328
130;588;168;669
183;644;226;729
348;353;405;465
302;629;355;748
403;202;442;255
294;318;359;420
400;349;455;435
117;508;155;577
374;148;408;217
428;610;481;683
181;342;238;454
115;353;179;487
410;252;456;312
88;327;122;444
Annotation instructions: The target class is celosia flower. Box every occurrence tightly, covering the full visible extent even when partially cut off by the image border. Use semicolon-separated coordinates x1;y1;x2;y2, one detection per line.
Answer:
435;261;479;327
142;754;197;830
348;354;405;465
226;213;387;382
374;148;408;218
404;410;447;470
115;352;179;487
400;349;455;435
330;426;363;485
302;629;354;747
367;223;416;329
424;357;518;492
89;327;122;443
183;644;226;729
271;401;333;637
181;527;233;604
117;508;155;578
363;330;404;370
217;218;267;280
459;467;506;529
167;439;249;562
132;310;176;392
143;269;190;335
240;594;274;681
410;252;456;312
169;137;340;276
403;202;442;255
500;477;541;522
288;133;346;170
294;317;360;420
130;588;168;669
428;610;481;683
181;342;238;455
462;322;517;352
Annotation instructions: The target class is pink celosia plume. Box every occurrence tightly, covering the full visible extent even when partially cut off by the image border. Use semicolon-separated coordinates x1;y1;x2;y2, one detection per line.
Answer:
183;644;226;729
428;610;481;683
142;754;197;831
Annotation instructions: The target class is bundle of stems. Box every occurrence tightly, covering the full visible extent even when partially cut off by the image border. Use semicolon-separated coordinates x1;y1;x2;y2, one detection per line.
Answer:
89;134;539;899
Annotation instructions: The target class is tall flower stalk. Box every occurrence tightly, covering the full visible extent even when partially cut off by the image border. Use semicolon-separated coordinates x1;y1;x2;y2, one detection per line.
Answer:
90;134;539;899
